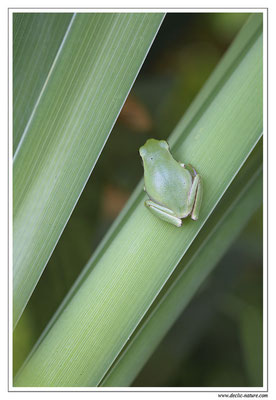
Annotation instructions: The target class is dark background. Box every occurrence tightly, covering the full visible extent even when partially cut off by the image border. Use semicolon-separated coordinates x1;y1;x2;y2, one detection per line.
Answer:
14;13;263;387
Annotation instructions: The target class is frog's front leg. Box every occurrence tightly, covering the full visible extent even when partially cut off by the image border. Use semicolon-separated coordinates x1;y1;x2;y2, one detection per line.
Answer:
187;174;203;221
145;200;182;227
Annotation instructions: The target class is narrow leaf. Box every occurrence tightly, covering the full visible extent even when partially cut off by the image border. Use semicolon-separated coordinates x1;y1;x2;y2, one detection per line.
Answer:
13;13;73;153
13;13;164;327
101;142;262;386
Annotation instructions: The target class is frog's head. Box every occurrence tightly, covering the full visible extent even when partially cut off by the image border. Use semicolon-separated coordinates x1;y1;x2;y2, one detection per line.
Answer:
139;139;170;163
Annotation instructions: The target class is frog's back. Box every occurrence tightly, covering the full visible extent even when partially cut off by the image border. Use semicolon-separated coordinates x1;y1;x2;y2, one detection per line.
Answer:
144;160;192;217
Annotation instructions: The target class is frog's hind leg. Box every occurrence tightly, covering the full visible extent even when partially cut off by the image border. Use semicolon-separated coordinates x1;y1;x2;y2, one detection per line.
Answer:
145;200;182;227
180;163;202;220
187;174;203;220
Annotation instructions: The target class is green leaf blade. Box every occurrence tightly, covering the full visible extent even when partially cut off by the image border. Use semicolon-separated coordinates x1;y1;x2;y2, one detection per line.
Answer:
101;143;263;386
13;13;164;328
13;13;74;153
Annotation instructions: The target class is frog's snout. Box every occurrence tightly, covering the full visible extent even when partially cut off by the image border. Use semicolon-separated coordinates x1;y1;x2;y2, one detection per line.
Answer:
139;146;146;158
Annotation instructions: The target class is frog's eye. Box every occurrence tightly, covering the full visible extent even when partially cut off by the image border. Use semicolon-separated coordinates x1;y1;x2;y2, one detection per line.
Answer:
159;140;169;149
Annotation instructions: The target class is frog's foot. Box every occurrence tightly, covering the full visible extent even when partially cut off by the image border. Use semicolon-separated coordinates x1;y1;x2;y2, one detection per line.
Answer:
145;200;182;227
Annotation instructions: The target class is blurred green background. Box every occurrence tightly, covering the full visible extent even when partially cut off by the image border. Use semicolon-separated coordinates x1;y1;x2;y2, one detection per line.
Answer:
14;12;263;387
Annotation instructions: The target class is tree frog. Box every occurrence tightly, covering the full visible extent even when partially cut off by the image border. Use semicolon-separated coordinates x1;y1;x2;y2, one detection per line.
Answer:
139;139;203;227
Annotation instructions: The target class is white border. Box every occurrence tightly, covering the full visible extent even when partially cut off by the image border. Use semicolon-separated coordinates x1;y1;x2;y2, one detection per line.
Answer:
8;7;13;394
262;6;268;395
9;7;266;13
7;6;268;395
